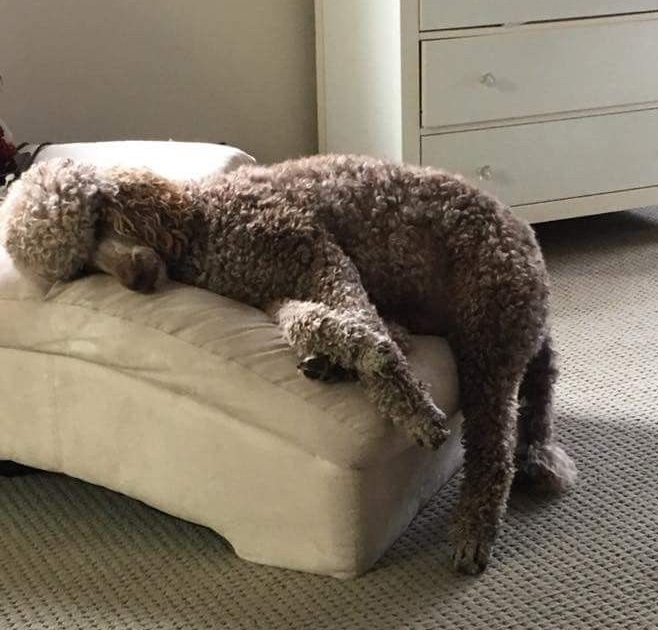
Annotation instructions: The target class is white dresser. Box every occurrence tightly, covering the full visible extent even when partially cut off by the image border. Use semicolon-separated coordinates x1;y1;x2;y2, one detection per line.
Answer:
315;1;658;222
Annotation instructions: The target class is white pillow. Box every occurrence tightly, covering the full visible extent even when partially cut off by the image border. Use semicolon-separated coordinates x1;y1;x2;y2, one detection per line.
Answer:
33;140;256;180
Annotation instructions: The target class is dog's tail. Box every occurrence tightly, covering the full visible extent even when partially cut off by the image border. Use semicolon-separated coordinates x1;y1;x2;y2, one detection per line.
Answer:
0;158;109;282
515;334;578;494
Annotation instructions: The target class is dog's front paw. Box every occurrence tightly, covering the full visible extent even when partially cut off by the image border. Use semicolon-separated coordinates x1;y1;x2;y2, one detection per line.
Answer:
298;354;357;382
120;247;165;293
411;403;449;449
452;537;491;575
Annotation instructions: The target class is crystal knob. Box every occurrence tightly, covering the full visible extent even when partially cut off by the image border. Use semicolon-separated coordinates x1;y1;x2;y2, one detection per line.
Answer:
480;72;496;87
477;165;493;181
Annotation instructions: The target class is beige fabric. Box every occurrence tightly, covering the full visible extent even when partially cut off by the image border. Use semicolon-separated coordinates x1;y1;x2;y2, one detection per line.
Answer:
0;142;463;577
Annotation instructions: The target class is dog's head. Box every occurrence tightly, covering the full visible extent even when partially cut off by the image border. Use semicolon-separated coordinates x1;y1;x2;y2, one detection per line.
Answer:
0;158;113;283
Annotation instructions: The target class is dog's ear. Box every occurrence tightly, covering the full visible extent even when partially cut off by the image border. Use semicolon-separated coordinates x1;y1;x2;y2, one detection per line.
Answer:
1;158;103;283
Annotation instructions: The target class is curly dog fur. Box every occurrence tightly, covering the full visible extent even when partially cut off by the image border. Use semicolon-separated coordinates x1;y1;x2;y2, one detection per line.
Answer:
0;154;577;574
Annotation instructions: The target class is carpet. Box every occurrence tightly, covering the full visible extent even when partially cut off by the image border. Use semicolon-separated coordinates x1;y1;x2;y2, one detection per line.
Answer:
1;208;657;629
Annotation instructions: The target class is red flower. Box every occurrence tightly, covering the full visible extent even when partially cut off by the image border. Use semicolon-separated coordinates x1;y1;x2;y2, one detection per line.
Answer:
0;142;16;164
0;123;16;165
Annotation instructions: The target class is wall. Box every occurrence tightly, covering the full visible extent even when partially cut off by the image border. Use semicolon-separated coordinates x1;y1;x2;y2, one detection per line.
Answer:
0;0;317;163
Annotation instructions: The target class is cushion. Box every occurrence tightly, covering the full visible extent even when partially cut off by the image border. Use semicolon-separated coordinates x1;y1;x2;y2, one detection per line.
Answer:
0;141;463;577
30;140;256;180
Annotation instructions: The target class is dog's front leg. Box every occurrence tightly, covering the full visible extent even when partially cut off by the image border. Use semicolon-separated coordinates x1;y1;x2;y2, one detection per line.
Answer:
268;298;449;449
291;319;410;383
91;234;166;293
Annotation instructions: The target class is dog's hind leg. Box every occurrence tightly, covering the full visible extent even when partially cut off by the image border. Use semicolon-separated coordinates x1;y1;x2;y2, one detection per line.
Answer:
514;335;577;494
446;229;549;574
450;341;525;575
91;234;166;293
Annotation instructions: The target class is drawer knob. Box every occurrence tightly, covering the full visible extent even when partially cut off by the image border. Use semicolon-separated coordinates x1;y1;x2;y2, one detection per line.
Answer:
480;72;497;88
477;165;493;181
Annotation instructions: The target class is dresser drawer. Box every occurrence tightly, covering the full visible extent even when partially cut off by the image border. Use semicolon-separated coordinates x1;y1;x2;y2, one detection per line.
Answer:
420;1;658;30
422;18;658;129
422;109;658;206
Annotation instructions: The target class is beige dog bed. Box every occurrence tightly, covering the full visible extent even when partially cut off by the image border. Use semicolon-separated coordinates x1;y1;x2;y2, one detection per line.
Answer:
0;141;463;578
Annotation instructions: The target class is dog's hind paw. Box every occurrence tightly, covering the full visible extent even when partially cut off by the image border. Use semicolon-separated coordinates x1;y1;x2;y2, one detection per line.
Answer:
515;443;578;495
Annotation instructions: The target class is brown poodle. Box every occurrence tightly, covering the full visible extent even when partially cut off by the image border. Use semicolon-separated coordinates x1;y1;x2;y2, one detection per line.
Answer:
0;154;577;574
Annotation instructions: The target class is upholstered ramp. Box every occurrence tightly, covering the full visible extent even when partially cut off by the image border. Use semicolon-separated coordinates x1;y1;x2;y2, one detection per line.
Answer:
0;142;464;578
